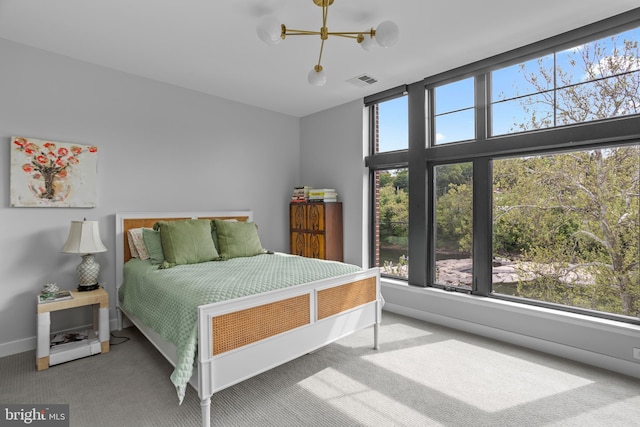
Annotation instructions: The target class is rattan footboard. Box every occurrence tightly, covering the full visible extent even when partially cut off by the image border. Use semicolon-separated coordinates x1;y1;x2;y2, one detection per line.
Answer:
210;276;377;356
317;277;377;320
211;294;310;355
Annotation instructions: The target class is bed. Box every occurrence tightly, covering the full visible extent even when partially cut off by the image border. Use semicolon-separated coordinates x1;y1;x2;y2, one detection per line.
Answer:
115;211;381;427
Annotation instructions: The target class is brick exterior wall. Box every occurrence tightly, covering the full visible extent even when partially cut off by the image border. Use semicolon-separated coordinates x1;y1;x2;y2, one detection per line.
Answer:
373;105;380;267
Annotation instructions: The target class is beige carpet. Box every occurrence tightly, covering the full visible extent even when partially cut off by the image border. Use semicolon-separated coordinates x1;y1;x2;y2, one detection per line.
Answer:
1;311;639;426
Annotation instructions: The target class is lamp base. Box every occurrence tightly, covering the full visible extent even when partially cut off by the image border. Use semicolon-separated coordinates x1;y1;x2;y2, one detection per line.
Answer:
76;254;101;290
77;283;100;292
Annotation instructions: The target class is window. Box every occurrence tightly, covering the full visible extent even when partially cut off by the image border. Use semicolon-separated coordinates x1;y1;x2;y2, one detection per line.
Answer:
435;163;473;290
491;55;555;134
366;15;640;323
367;89;410;279
492;146;640;317
491;27;640;135
376;96;408;153
434;78;475;144
374;169;409;279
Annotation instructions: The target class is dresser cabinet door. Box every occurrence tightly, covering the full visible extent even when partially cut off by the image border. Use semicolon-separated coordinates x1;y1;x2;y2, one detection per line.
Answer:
290;202;341;261
306;203;325;231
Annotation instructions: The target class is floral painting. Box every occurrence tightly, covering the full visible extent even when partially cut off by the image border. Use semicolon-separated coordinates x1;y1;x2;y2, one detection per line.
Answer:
10;136;98;207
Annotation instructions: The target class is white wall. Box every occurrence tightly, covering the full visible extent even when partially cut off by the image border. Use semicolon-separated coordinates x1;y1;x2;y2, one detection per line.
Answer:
0;38;300;356
300;101;369;267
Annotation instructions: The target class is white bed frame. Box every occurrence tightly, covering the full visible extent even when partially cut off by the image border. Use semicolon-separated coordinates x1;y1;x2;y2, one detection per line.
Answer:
115;211;381;427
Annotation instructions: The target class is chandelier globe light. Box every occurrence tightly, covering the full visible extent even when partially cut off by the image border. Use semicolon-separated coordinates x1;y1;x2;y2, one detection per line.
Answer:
256;15;282;46
374;21;400;48
360;33;377;52
256;0;399;86
308;65;327;86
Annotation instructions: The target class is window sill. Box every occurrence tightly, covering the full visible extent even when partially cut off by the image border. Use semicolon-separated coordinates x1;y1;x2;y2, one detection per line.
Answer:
380;277;640;379
380;278;640;334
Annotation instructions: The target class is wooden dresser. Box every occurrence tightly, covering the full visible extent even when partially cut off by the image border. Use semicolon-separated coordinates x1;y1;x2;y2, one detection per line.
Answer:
290;202;343;262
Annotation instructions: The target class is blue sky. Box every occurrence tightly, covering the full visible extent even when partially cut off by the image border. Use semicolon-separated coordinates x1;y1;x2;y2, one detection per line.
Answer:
377;27;639;152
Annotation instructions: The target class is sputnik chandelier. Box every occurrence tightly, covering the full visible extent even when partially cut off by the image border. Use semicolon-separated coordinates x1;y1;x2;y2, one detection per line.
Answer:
257;0;399;86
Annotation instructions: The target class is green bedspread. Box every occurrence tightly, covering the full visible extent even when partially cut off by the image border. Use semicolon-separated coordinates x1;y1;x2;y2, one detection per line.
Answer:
118;252;362;403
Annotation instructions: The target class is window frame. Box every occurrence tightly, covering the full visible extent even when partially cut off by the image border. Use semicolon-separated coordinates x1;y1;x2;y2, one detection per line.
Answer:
365;9;640;323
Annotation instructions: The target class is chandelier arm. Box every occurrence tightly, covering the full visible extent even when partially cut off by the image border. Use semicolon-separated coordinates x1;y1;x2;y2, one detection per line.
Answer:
323;1;329;28
285;30;371;38
285;30;323;36
326;33;360;40
316;38;326;68
326;30;374;36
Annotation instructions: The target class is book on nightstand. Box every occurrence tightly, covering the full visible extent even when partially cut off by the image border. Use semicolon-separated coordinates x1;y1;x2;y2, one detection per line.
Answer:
38;290;73;304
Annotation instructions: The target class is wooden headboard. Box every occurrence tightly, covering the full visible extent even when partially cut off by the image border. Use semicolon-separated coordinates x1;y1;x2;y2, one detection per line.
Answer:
116;211;252;290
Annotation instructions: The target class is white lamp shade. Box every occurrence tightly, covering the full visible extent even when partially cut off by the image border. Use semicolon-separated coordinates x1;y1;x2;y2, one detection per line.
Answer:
375;20;399;48
257;15;283;46
308;67;327;86
361;34;377;51
62;221;107;254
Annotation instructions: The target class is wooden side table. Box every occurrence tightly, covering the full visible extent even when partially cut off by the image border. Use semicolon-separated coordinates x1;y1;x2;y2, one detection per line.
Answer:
36;287;110;371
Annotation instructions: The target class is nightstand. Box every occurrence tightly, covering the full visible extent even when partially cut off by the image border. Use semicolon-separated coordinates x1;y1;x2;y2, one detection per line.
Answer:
36;287;110;371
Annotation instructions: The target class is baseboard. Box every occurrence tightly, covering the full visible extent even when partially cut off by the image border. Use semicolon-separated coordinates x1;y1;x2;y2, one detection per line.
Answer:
0;336;35;359
383;301;640;380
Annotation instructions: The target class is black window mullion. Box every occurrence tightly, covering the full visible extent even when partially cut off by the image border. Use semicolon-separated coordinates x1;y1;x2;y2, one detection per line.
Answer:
425;85;436;286
407;81;427;287
365;151;410;169
475;74;487;141
364;84;408;107
473;74;492;295
472;158;492;296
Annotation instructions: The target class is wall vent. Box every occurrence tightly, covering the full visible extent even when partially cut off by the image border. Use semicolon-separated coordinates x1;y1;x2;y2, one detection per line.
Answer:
347;74;378;87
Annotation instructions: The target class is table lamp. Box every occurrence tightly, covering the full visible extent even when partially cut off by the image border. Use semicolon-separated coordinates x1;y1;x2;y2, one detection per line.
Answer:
62;219;107;291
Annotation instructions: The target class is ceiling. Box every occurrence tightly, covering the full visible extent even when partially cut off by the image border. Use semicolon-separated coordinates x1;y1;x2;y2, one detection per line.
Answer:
0;1;638;117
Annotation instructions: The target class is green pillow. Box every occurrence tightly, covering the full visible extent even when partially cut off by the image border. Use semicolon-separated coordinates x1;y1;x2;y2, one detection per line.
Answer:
142;228;164;265
155;219;219;265
211;219;238;253
213;220;264;259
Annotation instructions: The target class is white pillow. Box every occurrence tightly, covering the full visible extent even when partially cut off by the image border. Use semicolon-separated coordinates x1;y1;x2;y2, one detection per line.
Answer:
127;228;150;260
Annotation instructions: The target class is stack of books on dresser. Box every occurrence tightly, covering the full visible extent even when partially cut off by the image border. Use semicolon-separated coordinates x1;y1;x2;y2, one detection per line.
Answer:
291;186;311;202
292;186;339;202
308;188;338;202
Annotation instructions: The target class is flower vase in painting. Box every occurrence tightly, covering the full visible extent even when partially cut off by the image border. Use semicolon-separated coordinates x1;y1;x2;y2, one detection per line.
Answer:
10;137;98;208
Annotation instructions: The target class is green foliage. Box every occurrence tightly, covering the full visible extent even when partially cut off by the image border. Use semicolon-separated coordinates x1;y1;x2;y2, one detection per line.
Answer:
435;181;472;253
494;147;640;317
377;170;409;278
393;169;408;191
435;163;472;196
377;170;409;246
379;172;393;187
434;164;473;253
